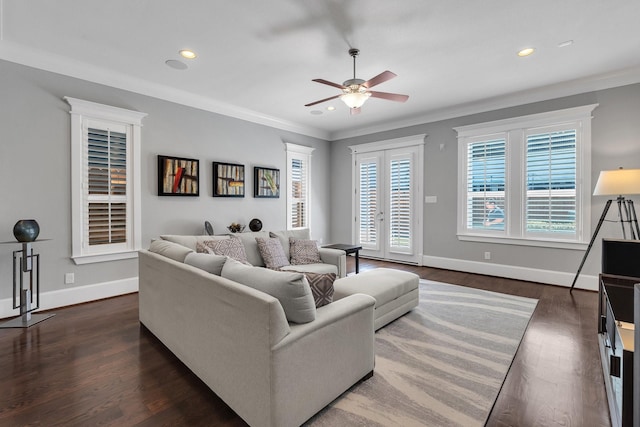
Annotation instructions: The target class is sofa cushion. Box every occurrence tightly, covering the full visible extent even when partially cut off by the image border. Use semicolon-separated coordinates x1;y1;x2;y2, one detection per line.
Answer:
160;234;229;251
199;236;250;265
269;229;310;260
233;231;271;267
149;239;194;262
221;258;316;324
280;263;338;275
256;237;290;269
184;252;227;276
289;238;322;265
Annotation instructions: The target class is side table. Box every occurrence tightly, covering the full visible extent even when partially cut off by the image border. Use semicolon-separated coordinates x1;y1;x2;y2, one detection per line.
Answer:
0;240;55;328
322;243;363;274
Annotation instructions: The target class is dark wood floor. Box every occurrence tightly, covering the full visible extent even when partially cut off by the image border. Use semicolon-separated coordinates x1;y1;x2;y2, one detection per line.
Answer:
0;258;611;427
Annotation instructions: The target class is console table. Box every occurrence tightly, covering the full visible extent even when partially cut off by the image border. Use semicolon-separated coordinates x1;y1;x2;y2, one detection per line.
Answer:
322;243;362;274
0;240;55;328
598;274;636;427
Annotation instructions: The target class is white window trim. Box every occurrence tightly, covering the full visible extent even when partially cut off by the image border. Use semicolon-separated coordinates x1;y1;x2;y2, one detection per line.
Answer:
454;104;598;250
284;142;315;230
65;97;147;264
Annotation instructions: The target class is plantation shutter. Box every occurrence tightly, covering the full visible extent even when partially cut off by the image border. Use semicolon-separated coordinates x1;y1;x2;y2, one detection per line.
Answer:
389;156;412;251
86;127;128;247
358;159;378;248
465;138;506;230
290;157;307;228
525;128;577;235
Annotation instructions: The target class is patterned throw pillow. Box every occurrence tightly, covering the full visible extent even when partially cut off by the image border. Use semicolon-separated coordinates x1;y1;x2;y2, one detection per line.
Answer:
289;238;322;265
197;236;250;265
303;272;336;308
256;237;290;269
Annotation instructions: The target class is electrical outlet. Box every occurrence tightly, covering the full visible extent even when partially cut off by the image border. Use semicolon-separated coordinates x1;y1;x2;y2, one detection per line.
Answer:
484;252;491;260
65;273;75;284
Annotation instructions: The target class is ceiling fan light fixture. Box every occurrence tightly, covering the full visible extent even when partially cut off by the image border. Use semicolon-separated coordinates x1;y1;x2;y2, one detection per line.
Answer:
340;84;371;108
340;91;371;109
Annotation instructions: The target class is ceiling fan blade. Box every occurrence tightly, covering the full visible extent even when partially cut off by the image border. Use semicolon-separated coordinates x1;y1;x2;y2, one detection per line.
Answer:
312;78;346;89
369;91;409;103
304;94;341;107
350;107;361;115
362;71;397;88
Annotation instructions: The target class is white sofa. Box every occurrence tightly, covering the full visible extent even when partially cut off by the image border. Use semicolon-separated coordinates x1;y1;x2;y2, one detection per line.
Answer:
138;237;375;427
159;229;347;278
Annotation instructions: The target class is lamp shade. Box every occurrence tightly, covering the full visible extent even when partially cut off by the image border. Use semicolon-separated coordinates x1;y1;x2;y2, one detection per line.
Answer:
593;168;640;196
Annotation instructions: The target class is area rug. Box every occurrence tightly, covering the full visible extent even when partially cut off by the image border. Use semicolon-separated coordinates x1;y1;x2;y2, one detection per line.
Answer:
306;280;538;427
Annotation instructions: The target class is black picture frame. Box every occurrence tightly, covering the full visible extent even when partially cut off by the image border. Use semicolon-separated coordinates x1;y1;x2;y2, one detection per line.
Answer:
254;167;280;198
158;155;199;196
213;162;245;197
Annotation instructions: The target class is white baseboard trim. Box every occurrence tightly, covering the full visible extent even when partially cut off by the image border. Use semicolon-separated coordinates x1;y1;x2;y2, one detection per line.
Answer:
0;277;138;320
422;255;598;291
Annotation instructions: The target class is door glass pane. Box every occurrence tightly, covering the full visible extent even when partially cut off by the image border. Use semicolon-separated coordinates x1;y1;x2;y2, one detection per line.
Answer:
389;157;411;250
359;161;378;246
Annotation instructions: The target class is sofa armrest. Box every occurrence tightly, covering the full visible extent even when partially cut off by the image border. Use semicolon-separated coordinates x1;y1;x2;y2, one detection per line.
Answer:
270;294;375;426
318;247;347;278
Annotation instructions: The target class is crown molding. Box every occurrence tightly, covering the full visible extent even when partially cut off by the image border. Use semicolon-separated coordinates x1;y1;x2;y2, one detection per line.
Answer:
0;40;331;140
328;65;640;141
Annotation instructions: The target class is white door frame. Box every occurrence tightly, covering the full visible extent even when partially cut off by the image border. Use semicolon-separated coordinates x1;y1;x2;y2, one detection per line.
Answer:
350;135;425;265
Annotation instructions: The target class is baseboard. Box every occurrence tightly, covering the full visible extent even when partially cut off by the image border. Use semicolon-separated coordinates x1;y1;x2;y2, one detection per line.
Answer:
422;255;598;291
0;277;138;320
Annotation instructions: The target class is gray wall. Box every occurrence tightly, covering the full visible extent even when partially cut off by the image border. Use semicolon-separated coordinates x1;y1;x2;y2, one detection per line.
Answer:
0;59;331;300
331;84;640;280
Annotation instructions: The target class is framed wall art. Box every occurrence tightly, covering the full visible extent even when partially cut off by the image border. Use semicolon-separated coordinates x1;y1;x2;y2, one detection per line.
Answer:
158;155;199;196
213;162;245;197
254;167;280;198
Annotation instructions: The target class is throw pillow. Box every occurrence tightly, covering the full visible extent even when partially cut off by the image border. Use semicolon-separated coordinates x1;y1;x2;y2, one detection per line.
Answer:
184;252;227;276
269;229;311;260
289;238;322;265
288;271;336;308
221;258;316;323
256;237;290;269
198;236;250;265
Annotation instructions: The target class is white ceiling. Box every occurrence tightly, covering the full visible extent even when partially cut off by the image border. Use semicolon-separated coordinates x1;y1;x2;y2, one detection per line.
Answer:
1;0;640;140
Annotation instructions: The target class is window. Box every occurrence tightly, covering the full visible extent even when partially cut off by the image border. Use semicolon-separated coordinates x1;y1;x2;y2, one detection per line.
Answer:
455;104;597;248
285;143;314;230
65;97;147;264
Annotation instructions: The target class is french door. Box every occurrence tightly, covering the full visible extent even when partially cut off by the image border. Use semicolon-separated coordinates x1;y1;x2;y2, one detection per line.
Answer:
352;137;424;264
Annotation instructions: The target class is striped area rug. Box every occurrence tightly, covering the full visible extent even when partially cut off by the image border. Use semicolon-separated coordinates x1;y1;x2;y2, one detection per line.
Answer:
307;280;538;427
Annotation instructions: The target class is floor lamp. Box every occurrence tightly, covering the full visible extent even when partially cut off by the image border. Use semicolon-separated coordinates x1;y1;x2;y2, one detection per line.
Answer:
570;168;640;292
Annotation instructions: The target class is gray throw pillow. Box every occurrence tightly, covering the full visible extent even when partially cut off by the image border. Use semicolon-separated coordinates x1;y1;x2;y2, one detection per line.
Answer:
221;258;316;323
269;229;311;260
256;237;290;269
184;252;227;276
289;238;322;265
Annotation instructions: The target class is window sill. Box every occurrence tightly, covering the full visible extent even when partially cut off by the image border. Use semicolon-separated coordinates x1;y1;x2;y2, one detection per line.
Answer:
457;234;588;250
72;250;139;265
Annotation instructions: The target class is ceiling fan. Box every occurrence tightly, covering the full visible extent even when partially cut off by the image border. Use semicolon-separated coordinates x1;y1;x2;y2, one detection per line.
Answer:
305;48;409;115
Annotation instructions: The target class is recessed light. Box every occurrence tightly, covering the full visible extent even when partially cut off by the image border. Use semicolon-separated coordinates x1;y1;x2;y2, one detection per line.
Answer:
517;47;535;57
557;40;574;48
326;106;336;111
179;50;197;59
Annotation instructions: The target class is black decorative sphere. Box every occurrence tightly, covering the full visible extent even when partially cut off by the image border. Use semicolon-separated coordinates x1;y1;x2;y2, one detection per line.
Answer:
13;219;40;242
249;218;263;232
